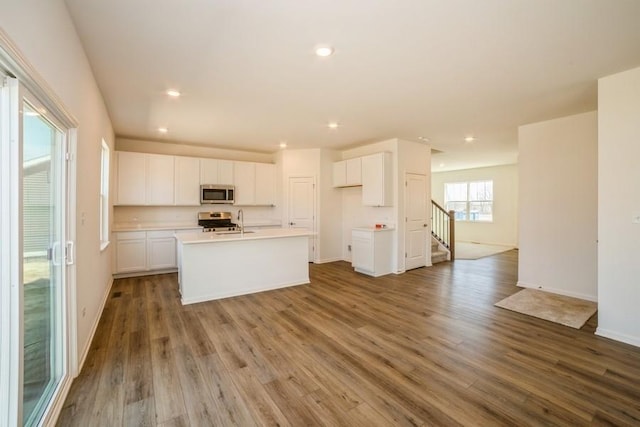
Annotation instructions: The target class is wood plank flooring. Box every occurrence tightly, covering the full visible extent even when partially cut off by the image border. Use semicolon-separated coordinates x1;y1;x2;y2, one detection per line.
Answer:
57;251;640;426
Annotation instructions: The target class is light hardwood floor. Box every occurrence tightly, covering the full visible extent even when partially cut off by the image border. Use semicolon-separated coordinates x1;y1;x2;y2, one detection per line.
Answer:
58;251;640;426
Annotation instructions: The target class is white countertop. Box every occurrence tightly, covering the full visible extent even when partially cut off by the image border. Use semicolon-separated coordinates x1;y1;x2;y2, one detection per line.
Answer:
176;228;313;244
113;223;203;232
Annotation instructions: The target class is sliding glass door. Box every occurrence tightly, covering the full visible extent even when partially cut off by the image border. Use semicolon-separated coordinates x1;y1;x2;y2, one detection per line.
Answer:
21;99;66;426
1;74;71;426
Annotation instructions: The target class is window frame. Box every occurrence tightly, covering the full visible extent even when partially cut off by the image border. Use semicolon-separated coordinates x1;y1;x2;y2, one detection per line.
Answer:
99;139;110;251
444;180;494;223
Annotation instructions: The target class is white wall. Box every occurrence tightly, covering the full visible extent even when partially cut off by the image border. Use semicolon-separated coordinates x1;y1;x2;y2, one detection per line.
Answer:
597;66;640;347
518;111;598;301
318;149;343;263
116;137;274;163
431;164;519;246
1;0;115;368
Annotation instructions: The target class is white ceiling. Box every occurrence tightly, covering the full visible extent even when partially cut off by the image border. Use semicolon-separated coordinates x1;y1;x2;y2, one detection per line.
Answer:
64;0;640;171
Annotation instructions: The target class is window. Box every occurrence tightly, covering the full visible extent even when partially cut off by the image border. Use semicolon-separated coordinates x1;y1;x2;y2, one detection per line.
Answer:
99;139;110;250
444;180;493;222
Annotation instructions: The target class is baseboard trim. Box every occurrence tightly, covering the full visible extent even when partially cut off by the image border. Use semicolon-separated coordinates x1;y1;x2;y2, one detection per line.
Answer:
314;257;343;264
595;328;640;348
76;276;113;374
113;268;177;279
516;281;597;302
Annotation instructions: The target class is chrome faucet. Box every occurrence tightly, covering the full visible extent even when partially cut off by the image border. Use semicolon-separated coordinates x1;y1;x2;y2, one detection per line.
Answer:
237;209;244;235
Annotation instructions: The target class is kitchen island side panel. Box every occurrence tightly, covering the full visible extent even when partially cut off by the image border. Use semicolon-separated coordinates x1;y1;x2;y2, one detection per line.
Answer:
179;235;309;304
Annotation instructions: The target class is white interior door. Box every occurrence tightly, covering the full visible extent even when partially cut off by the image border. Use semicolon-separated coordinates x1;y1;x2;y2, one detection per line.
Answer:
405;173;428;270
287;176;315;262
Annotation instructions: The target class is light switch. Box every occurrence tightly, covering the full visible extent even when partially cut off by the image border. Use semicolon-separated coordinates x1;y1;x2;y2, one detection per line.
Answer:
633;213;640;224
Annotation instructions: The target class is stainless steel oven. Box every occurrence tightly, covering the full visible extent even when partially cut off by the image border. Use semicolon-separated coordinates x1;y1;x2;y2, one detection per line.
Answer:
200;184;235;204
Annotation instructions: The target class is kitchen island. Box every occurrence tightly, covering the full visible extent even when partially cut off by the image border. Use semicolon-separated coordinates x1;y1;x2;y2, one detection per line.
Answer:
175;228;311;304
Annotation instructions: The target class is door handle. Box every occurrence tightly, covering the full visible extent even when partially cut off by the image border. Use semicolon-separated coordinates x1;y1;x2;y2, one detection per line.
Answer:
66;241;75;265
289;222;296;226
423;224;428;227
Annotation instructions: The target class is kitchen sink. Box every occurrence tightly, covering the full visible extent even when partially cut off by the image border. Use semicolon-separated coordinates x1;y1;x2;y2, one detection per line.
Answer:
215;230;255;235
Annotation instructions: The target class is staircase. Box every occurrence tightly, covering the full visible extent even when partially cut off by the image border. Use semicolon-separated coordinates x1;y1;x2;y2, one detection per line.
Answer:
431;200;455;264
431;238;449;264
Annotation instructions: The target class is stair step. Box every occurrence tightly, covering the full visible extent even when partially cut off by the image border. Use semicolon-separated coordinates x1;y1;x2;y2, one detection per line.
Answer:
431;250;449;264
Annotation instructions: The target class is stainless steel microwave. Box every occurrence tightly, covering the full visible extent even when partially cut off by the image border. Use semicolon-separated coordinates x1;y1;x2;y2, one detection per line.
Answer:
200;185;235;204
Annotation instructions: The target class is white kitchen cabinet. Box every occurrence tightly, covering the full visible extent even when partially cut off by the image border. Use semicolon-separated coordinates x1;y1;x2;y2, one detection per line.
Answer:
333;157;362;187
351;228;393;277
115;151;177;206
115;151;146;205
146;153;175;205
115;231;147;273
218;160;234;184
200;158;234;185
254;163;276;206
361;152;392;206
233;161;256;205
174;156;201;206
147;230;177;270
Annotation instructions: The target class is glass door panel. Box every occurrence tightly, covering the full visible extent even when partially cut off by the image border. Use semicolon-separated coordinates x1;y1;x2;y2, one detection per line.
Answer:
21;101;65;426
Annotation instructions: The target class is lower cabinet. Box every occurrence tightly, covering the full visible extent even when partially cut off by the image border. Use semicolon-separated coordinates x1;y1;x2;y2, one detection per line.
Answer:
351;228;394;277
114;228;200;275
115;231;147;273
147;230;177;270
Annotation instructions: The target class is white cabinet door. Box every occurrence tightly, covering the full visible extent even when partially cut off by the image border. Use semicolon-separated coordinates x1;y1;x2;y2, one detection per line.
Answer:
199;158;219;184
115;151;146;205
255;163;276;206
333;158;362;187
175;156;201;205
233;161;256;205
218;160;234;185
351;229;393;277
200;159;234;185
351;230;374;272
115;231;147;273
146;153;175;205
361;152;392;206
346;157;362;186
332;160;346;187
147;230;176;270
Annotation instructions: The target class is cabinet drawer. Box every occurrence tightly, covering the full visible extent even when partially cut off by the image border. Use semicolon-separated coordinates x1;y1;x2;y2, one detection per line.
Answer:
116;231;146;240
147;230;175;239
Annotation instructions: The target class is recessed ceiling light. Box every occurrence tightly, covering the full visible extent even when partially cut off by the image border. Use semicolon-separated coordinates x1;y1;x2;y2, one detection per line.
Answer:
279;142;287;149
315;46;334;57
464;136;476;143
327;122;339;129
158;127;169;133
418;136;430;142
166;89;181;97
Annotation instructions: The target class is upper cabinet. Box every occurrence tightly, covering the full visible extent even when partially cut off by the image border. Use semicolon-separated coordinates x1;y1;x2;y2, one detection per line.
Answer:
361;152;392;207
255;163;276;206
234;161;276;206
174;156;201;206
114;151;276;207
115;151;146;205
233;161;256;206
333;157;362;187
200;158;234;185
146;153;175;205
116;151;174;206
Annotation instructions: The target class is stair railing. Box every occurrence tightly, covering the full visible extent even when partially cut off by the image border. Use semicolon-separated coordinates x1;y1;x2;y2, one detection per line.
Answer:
431;200;455;261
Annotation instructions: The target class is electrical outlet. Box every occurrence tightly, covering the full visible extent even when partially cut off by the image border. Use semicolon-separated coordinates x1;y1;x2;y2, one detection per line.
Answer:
82;307;86;317
348;245;352;252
